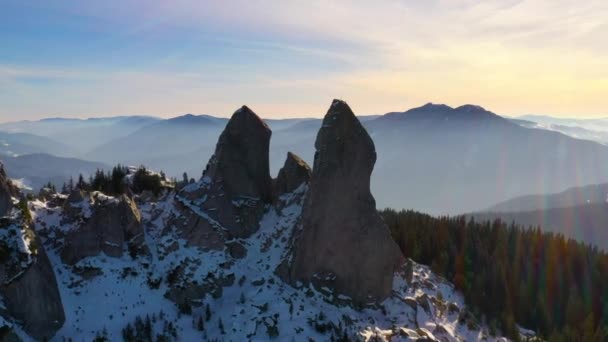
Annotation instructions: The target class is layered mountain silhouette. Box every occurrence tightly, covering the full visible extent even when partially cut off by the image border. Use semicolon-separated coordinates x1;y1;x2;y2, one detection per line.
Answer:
0;100;510;341
3;103;608;214
473;182;608;251
361;103;608;213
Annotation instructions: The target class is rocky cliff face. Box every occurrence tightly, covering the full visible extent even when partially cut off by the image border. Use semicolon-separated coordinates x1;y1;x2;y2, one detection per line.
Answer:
1;232;65;340
287;99;402;305
204;105;273;203
176;106;273;247
60;193;145;264
0;175;65;340
0;165;17;217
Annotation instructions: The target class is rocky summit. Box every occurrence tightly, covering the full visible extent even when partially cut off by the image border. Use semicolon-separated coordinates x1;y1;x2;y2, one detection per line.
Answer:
287;99;402;305
204;105;273;203
273;152;311;197
176;106;273;246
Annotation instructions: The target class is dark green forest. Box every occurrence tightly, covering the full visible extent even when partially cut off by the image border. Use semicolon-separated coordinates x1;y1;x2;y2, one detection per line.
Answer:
380;209;608;341
62;165;166;196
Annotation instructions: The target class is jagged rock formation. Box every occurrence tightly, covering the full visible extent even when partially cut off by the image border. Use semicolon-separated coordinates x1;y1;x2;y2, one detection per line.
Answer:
0;165;17;217
18;101;511;341
274;152;311;197
1;232;65;340
61;193;145;264
287;99;402;305
0;167;65;339
204;105;273;202
176;106;273;246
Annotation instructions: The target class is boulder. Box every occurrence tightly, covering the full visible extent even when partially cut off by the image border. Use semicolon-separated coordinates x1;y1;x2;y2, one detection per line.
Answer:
286;99;402;305
177;106;273;243
61;193;144;264
274;152;311;197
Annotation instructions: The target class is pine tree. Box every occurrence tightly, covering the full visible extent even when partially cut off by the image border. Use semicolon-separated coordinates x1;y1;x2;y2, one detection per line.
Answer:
218;318;225;335
197;315;205;331
205;304;211;321
144;314;152;341
77;174;87;190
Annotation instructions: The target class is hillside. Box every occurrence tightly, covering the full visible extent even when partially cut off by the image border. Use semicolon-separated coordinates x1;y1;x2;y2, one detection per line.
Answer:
0;153;108;192
0;131;77;158
0;116;161;155
0;101;515;341
473;202;608;251
361;104;608;214
486;182;608;213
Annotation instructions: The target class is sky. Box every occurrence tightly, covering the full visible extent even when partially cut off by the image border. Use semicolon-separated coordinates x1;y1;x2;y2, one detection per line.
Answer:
0;0;607;120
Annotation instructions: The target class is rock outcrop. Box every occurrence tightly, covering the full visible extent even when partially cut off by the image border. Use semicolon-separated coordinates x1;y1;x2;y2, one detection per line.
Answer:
61;193;145;264
0;201;65;339
0;165;17;217
177;106;273;246
1;234;65;339
204;105;273;202
274;152;311;197
287;99;402;305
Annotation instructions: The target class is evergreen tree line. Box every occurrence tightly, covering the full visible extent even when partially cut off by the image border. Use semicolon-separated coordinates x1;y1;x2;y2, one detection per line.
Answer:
380;209;608;341
61;164;166;196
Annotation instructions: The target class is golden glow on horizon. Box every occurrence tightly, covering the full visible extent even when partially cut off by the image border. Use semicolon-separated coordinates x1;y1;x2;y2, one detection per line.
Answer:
1;0;606;119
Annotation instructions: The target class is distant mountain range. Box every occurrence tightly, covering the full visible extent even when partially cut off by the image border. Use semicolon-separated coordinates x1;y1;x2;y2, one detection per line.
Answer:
511;115;608;144
0;153;107;191
0;116;161;154
474;182;608;251
3;105;608;215
485;182;608;213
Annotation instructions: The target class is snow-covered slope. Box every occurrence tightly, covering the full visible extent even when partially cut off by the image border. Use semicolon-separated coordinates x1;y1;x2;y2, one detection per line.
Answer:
17;186;520;342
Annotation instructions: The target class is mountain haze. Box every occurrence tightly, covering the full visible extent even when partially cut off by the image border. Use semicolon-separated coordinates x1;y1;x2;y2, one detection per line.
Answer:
5;104;608;214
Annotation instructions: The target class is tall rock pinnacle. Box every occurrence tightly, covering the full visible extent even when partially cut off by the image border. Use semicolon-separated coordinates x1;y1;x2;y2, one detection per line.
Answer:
177;105;273;244
204;105;273;202
288;99;402;305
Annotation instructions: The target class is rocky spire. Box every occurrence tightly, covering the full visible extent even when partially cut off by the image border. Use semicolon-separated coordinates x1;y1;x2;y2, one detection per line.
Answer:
0;163;65;339
287;99;402;305
177;105;273;244
204;105;273;202
274;152;311;197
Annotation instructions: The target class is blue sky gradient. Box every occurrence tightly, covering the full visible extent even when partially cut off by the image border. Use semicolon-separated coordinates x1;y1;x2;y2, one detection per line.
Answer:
1;0;606;120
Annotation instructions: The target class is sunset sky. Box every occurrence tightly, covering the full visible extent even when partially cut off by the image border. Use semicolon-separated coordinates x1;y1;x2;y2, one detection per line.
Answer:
1;0;606;120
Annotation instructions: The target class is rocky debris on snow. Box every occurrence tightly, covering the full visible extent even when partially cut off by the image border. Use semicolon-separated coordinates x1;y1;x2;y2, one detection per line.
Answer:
286;99;402;306
61;189;90;223
60;193;145;264
165;272;236;311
